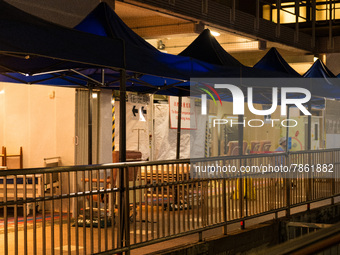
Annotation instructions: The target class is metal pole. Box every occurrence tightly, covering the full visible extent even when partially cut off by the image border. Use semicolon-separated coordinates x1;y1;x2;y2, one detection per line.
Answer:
255;0;260;31
307;101;312;203
238;115;244;156
286;106;290;154
238;114;245;228
312;0;316;48
231;0;236;23
286;106;291;216
329;0;333;49
308;101;312;150
119;69;127;250
276;0;281;37
176;96;182;159
88;86;93;165
295;0;300;43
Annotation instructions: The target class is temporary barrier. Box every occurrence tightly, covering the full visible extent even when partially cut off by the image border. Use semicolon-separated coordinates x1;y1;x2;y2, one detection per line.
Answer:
0;148;339;254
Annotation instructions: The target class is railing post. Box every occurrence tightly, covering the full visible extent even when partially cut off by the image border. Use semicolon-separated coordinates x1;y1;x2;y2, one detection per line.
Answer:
222;176;227;235
331;151;335;205
238;115;244;229
125;166;130;254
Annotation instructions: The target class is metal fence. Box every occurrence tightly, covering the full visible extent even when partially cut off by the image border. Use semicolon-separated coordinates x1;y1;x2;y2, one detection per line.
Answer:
0;149;340;254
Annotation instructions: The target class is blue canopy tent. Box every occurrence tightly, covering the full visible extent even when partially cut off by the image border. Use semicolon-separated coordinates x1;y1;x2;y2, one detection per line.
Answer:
2;2;272;95
303;59;336;78
179;29;243;67
303;59;340;99
253;47;301;77
0;0;125;78
302;59;340;149
1;3;304;93
70;2;296;96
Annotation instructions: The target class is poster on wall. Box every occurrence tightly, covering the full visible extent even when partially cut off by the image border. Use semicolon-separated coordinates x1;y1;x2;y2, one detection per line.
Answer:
169;96;196;129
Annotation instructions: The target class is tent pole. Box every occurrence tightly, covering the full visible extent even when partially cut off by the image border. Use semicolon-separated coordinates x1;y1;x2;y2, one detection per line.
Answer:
307;99;312;203
238;114;244;227
119;69;129;250
88;85;93;165
176;96;182;159
307;101;312;150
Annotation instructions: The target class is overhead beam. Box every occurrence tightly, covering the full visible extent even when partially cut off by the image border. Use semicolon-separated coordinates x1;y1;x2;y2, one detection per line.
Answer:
124;16;204;38
124;0;313;52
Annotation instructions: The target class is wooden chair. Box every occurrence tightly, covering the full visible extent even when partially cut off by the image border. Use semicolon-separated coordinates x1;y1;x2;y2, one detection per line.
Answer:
1;146;23;169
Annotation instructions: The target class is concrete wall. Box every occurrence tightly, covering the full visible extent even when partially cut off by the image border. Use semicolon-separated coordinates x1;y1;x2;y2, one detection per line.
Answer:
326;53;340;76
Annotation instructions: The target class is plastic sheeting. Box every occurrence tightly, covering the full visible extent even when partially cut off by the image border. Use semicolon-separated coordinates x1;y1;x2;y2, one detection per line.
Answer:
153;103;207;160
114;101;150;160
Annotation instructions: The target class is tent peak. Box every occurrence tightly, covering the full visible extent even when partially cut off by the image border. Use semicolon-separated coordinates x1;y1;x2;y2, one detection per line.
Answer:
253;47;301;77
303;59;336;78
179;28;243;67
75;2;157;51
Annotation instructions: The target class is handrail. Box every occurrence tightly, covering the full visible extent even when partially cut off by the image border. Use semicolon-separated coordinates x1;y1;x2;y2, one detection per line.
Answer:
0;148;339;254
0;148;339;176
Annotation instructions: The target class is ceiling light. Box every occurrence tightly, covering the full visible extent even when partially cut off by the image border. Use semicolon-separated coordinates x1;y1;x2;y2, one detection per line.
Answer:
157;40;165;50
210;31;220;37
220;41;260;52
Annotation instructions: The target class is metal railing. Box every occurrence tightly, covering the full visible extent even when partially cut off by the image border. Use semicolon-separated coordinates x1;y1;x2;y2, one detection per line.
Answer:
0;149;340;254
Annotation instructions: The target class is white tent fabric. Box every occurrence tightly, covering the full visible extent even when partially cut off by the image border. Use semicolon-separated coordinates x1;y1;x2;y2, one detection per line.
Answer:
114;101;150;160
154;104;207;160
115;99;207;161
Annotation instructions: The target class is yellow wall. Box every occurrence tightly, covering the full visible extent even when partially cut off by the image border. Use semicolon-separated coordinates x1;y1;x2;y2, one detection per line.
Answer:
0;82;75;168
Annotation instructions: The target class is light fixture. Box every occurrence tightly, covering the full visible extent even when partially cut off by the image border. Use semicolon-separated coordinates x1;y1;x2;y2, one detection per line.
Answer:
210;31;220;37
157;40;165;50
92;92;98;99
313;57;318;62
0;90;4;94
220;41;260;52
